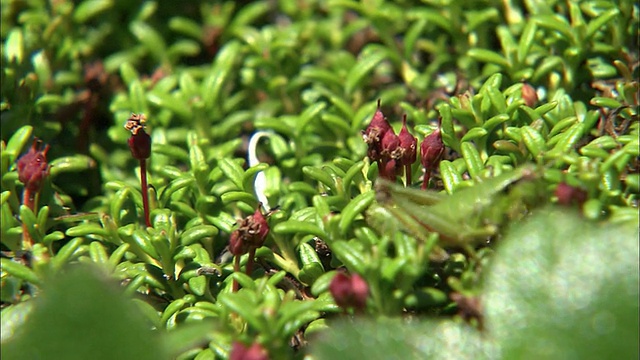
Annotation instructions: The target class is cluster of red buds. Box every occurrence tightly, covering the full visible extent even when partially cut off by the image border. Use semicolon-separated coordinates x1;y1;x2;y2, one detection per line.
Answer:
329;272;369;313
229;204;270;291
362;100;444;188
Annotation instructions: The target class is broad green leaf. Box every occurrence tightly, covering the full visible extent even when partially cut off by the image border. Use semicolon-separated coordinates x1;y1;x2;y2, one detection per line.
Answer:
467;49;509;68
1;266;167;360
345;49;387;95
5;29;24;64
484;207;639;359
312;318;493;360
338;190;375;235
73;0;113;23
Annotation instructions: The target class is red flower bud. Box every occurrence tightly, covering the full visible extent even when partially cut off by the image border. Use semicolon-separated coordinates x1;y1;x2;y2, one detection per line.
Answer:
420;128;444;170
397;115;417;166
555;182;587;207
420;125;444;189
251;206;270;241
380;128;400;158
125;113;151;160
230;341;269;360
521;82;538;108
229;204;270;256
379;129;403;181
382;158;400;179
127;131;151;160
17;139;50;193
329;272;369;311
229;230;249;256
362;99;392;162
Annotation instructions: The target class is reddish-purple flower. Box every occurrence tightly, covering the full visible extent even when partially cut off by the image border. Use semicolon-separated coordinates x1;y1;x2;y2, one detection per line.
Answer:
229;204;270;256
230;204;272;291
555;182;587;207
398;115;417;165
397;114;417;186
521;82;538;108
17;139;50;193
362;99;392;163
230;341;269;360
380;127;400;157
124;113;151;160
329;272;369;312
379;127;403;180
420;125;444;189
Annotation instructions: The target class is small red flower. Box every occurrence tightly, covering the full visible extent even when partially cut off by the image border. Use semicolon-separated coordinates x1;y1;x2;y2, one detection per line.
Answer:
420;125;444;189
230;341;269;360
17;139;50;193
380;127;400;157
229;204;270;255
397;114;417;186
521;82;538;108
379;128;403;180
329;272;369;311
228;230;249;256
362;99;392;163
382;158;400;181
555;182;587;207
397;115;417;166
124;113;151;160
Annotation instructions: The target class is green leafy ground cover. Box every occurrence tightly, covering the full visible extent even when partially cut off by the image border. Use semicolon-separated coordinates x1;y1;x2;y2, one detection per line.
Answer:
1;1;638;359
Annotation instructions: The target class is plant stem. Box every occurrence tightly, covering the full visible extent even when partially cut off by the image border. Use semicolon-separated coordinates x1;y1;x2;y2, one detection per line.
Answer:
233;256;240;292
21;188;34;250
422;170;431;190
405;164;412;187
246;248;256;276
140;159;151;227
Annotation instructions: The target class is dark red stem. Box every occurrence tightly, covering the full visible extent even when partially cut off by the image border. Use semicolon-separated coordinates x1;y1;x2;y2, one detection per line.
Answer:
246;248;256;276
422;170;431;190
140;159;151;227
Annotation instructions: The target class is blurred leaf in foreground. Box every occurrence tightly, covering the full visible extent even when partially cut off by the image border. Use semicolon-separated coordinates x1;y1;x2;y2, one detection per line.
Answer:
1;265;167;360
310;317;493;360
311;207;639;360
484;206;639;359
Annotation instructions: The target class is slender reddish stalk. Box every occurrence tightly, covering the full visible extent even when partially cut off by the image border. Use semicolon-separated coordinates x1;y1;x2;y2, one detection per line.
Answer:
125;113;152;228
422;170;431;190
139;159;151;227
246;248;256;276
232;249;256;293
